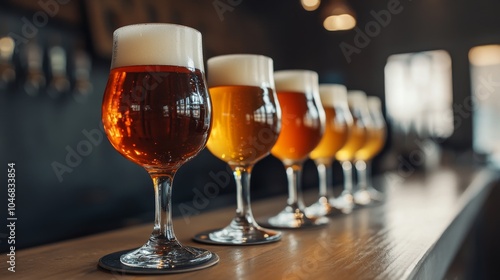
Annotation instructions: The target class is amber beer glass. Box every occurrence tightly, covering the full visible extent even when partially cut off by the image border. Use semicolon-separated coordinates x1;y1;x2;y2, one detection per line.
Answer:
267;70;328;228
333;90;369;213
353;96;387;205
100;24;217;272
306;84;350;217
193;54;282;245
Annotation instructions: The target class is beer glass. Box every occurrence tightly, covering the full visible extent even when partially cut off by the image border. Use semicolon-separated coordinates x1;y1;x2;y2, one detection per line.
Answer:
333;90;368;214
100;24;217;272
193;54;282;245
306;84;350;218
353;96;386;205
267;70;328;228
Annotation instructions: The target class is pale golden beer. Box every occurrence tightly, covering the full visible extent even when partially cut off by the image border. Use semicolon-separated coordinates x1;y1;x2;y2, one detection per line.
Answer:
305;84;351;217
335;116;366;162
355;96;386;161
355;127;385;161
309;85;350;164
207;85;280;166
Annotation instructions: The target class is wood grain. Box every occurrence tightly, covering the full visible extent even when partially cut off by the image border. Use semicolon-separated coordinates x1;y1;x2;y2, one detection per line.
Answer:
2;166;497;280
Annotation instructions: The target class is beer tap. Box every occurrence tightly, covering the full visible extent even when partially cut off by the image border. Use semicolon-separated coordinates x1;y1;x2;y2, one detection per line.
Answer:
22;42;46;96
72;49;93;103
0;36;16;91
47;45;70;98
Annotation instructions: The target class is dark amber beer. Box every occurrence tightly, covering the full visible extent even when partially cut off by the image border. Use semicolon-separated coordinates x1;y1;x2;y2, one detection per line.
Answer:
102;65;211;168
207;85;279;166
271;91;324;161
100;23;217;271
267;70;328;228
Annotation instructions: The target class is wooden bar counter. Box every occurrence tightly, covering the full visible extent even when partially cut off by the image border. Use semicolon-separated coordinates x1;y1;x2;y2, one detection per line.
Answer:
3;166;498;279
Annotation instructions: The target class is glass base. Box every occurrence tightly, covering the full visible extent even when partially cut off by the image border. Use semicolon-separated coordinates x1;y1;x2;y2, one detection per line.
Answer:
119;239;214;269
265;205;329;229
99;248;218;274
331;191;355;214
353;186;384;206
305;196;343;218
193;219;281;245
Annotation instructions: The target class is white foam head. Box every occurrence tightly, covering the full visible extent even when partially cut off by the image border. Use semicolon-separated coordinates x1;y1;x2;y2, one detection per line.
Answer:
347;90;368;107
367;96;382;111
318;84;348;108
273;70;318;94
207;54;275;89
111;23;204;71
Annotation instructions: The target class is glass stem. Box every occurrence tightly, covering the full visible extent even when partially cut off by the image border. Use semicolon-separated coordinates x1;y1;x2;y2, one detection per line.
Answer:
285;163;305;209
341;161;353;194
356;160;368;192
232;166;258;227
365;160;372;189
150;173;177;243
315;161;331;198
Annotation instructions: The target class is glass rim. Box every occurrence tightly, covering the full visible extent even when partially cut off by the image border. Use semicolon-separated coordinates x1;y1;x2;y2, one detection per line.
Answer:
207;53;272;64
274;69;318;76
113;23;202;37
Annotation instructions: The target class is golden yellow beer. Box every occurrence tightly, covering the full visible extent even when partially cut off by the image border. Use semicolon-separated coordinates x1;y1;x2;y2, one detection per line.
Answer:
354;95;386;161
207;85;280;166
309;106;348;163
335;119;365;161
355;127;385;161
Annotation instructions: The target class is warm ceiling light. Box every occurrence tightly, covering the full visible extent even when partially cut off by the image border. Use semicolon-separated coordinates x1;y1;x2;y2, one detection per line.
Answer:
322;0;356;31
0;36;15;60
323;14;356;31
301;0;321;11
469;45;500;66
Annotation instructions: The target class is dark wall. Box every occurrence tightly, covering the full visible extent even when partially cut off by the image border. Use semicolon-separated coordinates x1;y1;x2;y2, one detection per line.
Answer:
1;0;499;249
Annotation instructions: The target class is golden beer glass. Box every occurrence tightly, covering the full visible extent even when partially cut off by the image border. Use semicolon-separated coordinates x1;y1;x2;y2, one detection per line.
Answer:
306;84;350;217
353;96;386;205
333;90;368;214
99;24;218;273
267;70;328;228
194;54;282;245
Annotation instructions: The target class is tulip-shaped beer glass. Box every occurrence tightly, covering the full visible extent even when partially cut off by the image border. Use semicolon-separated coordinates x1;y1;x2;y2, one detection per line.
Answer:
267;70;328;228
194;54;282;245
333;91;368;214
353;96;386;205
306;84;350;217
100;24;217;273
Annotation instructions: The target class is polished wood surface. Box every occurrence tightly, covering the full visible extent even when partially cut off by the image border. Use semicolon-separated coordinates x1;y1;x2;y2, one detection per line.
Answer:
3;166;497;280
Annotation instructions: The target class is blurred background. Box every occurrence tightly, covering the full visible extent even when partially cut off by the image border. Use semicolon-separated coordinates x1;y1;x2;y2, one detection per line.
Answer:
1;0;499;273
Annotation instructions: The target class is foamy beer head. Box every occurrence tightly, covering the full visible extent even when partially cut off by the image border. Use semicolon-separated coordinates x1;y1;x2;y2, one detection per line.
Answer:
111;23;204;71
207;54;275;89
318;84;348;108
273;70;319;95
347;90;368;108
367;96;382;112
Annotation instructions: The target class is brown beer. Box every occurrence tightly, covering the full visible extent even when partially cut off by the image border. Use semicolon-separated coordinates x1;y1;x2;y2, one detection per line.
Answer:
309;106;349;163
271;91;324;162
102;65;211;168
207;85;280;166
